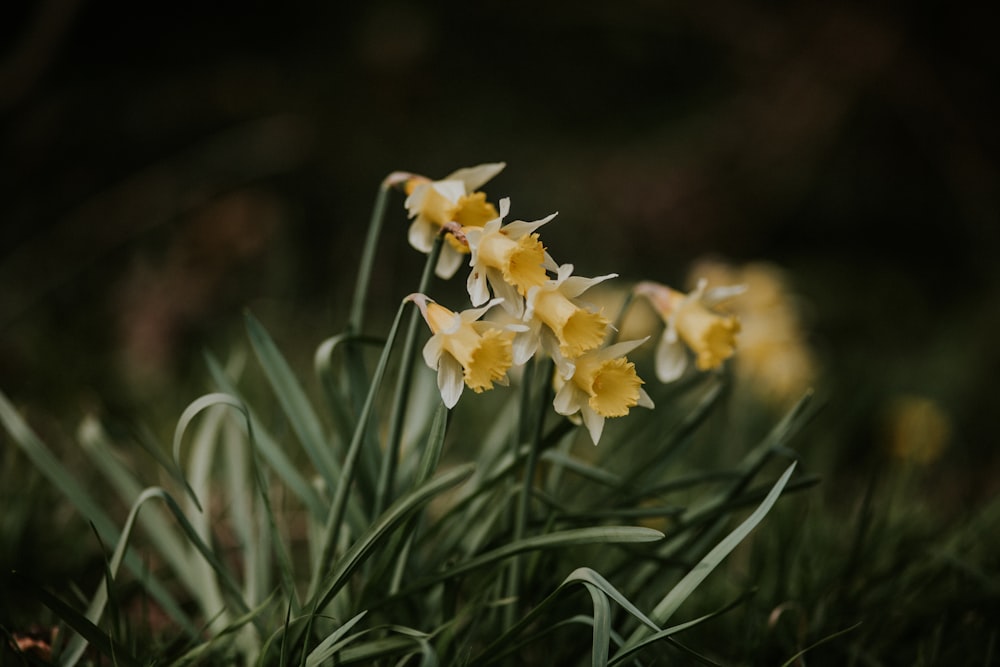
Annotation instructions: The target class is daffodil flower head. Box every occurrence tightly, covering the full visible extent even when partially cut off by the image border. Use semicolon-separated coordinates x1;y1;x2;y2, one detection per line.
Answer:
408;293;516;408
464;197;559;316
552;338;654;444
404;163;505;278
521;264;616;367
634;279;745;383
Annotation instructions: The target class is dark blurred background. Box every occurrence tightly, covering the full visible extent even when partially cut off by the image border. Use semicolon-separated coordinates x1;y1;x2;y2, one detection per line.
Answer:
2;0;999;551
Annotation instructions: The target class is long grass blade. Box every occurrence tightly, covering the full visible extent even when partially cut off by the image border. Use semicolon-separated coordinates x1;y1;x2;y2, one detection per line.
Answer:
311;463;475;613
608;590;756;665
11;572;141;667
375;235;443;517
76;416;193;590
0;389;196;636
309;298;410;599
245;311;342;494
204;352;328;519
172;392;249;511
396;527;663;599
585;582;612;667
474;567;657;666
61;487;189;667
624;462;797;648
304;610;368;667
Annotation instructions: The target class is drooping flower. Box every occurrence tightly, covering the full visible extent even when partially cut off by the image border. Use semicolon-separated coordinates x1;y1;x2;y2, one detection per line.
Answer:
518;264;615;374
686;259;818;405
404;163;505;278
634;279;744;383
552;338;654;444
464;197;558;316
408;294;519;408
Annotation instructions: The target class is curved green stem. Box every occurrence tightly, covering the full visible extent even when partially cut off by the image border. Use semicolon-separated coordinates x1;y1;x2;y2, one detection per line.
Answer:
348;172;410;335
504;357;553;631
374;235;444;518
308;298;410;602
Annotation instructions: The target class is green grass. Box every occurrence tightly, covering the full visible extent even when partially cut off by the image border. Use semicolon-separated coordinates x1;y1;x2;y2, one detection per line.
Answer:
6;166;993;666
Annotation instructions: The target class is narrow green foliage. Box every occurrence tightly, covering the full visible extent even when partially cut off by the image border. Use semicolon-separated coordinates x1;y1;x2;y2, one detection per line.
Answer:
626;462;797;647
304;610;368;667
1;390;197;637
204;351;328;519
2;167;819;666
11;572;142;667
376;235;444;517
311;463;476;613
245;312;343;495
309;298;410;599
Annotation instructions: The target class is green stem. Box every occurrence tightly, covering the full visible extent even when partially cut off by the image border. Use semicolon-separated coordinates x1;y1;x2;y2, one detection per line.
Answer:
348;173;408;335
340;172;411;499
374;236;444;518
504;357;553;631
307;298;409;603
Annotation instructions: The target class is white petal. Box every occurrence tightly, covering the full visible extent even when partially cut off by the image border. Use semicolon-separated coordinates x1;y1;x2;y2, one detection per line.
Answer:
463;226;484;247
489;272;524;317
703;284;748;307
637;388;655;409
655;334;688;383
498;197;511;218
446;162;506;191
461;298;503;322
422;336;443;370
542;250;559;272
512;326;539;365
580;407;605;445
523;285;541;320
408;218;435;253
431;179;466;203
599;336;651;360
689;278;708;300
437;354;465;409
562;273;618;299
553;382;582;416
467;269;491;306
404;185;428;217
435;246;466;279
502;212;557;239
553;351;576;381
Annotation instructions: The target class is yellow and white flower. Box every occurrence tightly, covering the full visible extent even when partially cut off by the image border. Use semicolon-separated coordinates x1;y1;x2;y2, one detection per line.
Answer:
518;264;616;376
408;294;520;408
686;259;818;405
552;338;654;444
405;163;505;279
634;279;744;383
464;197;558;316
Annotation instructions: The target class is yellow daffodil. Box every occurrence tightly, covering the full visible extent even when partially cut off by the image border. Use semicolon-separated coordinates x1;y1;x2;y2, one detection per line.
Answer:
552;338;654;444
404;163;505;278
882;394;951;465
408;294;519;408
687;259;818;405
634;279;744;383
464;197;558;316
518;264;616;374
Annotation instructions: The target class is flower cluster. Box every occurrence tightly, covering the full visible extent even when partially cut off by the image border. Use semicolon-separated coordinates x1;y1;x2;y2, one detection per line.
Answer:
402;163;745;444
